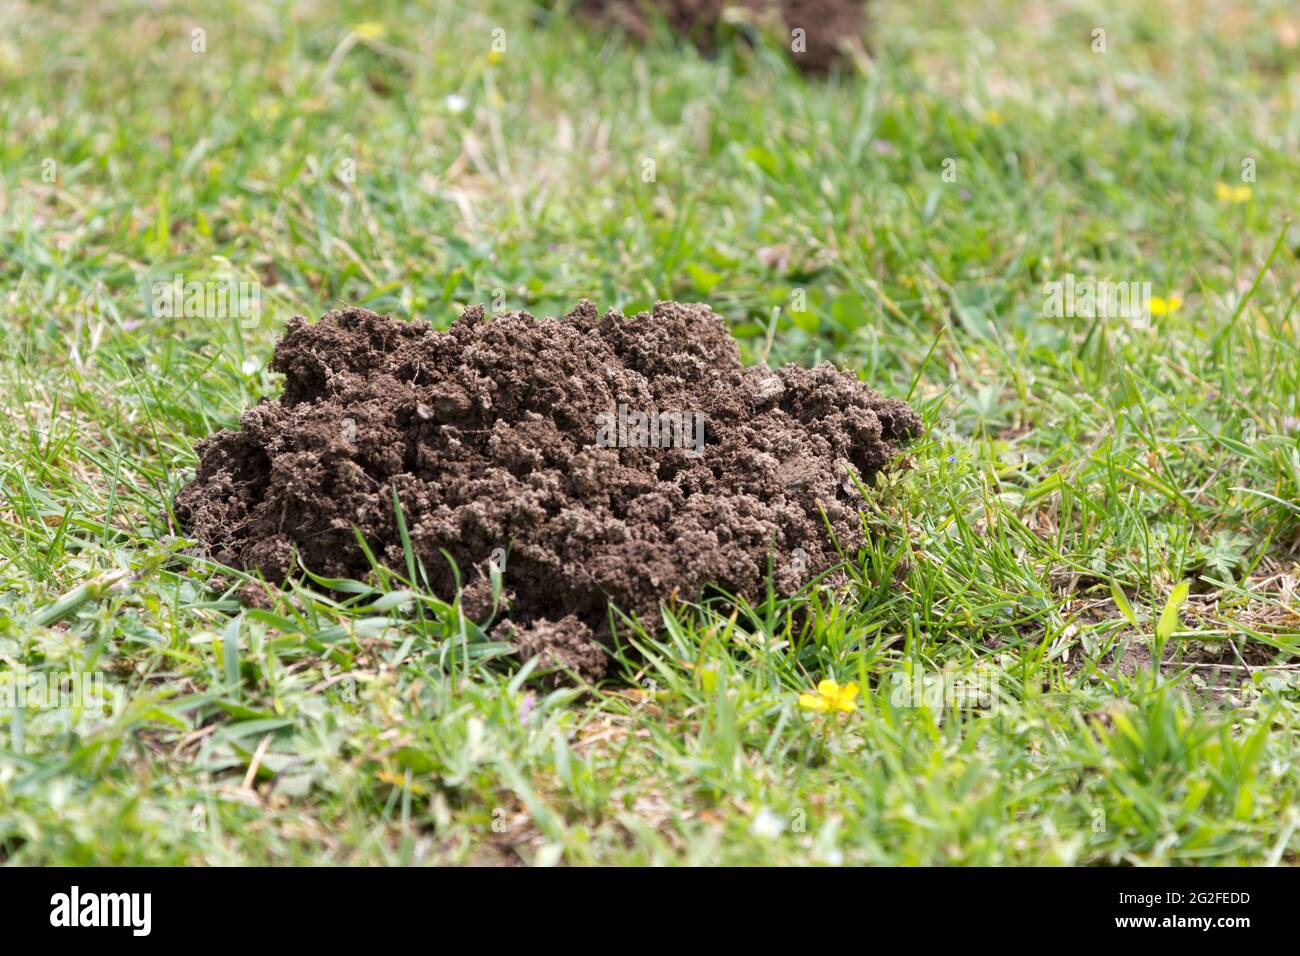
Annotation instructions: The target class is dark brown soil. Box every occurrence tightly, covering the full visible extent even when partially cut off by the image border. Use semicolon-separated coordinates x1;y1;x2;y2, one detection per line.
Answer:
175;302;919;680
576;0;870;73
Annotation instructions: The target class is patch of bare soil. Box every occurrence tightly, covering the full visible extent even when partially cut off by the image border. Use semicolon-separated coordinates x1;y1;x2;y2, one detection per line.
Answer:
575;0;870;73
1066;583;1297;704
175;302;920;680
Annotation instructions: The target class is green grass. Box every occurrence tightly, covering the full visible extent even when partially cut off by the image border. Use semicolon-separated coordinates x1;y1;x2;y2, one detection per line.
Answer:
1;0;1299;864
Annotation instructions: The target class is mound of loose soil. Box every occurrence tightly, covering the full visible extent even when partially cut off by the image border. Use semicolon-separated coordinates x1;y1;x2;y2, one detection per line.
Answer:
575;0;870;73
175;302;919;680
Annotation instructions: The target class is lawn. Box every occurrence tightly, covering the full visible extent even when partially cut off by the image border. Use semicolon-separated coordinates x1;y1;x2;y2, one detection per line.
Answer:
1;0;1298;865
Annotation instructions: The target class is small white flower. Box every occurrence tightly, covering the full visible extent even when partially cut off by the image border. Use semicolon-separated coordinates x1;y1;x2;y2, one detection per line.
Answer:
444;93;468;114
750;807;785;839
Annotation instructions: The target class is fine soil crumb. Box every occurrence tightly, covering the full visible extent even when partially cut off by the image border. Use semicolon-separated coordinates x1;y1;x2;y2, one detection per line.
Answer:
575;0;870;73
175;302;920;681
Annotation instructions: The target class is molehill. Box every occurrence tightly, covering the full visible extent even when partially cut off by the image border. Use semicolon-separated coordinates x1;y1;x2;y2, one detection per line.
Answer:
574;0;871;73
175;302;920;680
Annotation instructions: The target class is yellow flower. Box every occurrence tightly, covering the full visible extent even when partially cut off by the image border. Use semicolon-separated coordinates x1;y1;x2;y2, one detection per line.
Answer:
1149;295;1183;316
799;678;860;713
1214;181;1252;203
352;21;387;41
376;770;427;794
984;109;1004;126
487;49;505;65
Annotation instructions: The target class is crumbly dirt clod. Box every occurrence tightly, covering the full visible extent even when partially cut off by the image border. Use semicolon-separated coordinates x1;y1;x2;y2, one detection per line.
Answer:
175;302;920;681
575;0;870;73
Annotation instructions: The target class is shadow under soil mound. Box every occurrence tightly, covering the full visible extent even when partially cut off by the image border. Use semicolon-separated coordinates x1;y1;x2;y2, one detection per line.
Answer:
175;301;920;681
